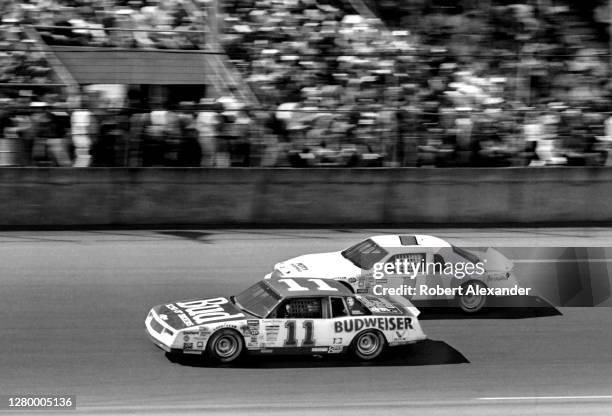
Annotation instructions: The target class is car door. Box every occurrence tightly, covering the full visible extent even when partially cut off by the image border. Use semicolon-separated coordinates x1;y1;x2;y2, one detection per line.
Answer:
327;295;384;350
325;296;356;353
261;296;327;352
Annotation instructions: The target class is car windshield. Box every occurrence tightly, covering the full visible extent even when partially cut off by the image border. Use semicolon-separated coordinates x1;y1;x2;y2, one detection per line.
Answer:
234;281;281;318
341;239;388;270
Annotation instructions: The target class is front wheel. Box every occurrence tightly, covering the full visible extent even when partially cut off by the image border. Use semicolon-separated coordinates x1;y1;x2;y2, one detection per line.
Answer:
206;329;244;363
458;280;488;313
351;330;385;361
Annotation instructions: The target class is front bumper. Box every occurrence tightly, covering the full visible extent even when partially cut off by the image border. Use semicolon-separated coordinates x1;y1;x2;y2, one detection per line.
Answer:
145;310;177;352
146;331;172;352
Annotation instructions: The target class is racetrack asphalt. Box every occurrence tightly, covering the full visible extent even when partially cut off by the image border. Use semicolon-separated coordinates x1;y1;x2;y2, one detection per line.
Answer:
1;228;612;415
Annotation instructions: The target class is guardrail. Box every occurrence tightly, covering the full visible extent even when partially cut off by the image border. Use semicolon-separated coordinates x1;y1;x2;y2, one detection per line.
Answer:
0;167;610;227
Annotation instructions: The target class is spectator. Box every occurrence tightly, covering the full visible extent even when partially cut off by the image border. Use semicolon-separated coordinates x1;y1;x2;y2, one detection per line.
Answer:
176;103;202;167
30;99;71;166
70;96;94;167
195;99;222;167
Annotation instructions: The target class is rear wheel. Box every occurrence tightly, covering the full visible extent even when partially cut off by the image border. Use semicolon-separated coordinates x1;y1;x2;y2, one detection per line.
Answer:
351;330;385;361
458;280;488;313
206;329;244;363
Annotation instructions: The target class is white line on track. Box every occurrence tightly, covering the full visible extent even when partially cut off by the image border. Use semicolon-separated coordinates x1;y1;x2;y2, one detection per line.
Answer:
477;396;612;401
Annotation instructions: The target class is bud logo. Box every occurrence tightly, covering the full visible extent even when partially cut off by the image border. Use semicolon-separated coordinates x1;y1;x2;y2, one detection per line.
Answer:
176;298;245;324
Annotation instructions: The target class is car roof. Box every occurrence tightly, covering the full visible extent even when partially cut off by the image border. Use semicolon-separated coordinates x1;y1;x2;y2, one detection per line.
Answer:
264;278;353;298
369;234;451;249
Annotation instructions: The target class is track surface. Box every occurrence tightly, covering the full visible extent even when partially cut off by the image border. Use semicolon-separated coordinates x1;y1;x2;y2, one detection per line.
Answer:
1;228;612;415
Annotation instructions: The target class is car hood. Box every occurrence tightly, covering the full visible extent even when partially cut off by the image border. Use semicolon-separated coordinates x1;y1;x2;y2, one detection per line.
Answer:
275;251;363;278
358;294;421;318
153;297;248;330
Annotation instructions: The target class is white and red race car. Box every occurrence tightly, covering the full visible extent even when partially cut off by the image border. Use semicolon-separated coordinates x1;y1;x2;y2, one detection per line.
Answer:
265;235;521;313
146;277;426;363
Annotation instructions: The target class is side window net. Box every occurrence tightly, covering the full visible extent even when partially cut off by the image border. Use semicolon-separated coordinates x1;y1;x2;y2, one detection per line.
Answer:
387;253;425;273
286;298;322;319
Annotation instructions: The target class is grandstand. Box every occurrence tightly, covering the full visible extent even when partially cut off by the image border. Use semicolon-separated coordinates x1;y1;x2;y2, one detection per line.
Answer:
0;0;611;167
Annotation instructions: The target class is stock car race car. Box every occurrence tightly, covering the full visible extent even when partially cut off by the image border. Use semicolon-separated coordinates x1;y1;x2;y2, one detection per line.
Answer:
145;277;426;363
265;235;520;313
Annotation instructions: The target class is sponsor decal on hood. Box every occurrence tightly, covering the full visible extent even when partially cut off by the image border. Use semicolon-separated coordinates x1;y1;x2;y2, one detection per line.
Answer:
156;297;246;329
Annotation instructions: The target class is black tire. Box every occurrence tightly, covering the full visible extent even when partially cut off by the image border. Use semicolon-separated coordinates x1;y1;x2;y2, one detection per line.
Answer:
206;329;244;363
350;330;385;361
458;280;488;313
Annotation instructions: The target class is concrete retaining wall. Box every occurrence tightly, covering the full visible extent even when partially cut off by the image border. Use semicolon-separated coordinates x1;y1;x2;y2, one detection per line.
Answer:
0;168;610;227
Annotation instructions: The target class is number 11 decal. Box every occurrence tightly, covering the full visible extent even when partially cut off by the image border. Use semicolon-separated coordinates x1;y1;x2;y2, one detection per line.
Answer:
284;320;315;346
302;320;315;346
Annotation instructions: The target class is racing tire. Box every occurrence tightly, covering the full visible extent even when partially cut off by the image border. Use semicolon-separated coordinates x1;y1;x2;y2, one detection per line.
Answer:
458;280;488;313
350;330;386;361
206;329;244;363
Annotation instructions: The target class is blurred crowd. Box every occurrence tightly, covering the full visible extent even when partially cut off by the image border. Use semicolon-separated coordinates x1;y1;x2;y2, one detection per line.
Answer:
2;0;612;166
3;87;612;167
0;25;53;84
221;0;612;166
0;90;283;167
0;0;206;49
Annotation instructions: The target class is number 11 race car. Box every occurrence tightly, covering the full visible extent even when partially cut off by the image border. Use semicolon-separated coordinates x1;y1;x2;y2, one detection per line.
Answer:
145;278;427;363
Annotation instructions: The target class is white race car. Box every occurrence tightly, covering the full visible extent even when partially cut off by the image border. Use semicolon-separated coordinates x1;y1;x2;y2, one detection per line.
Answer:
146;277;426;363
265;235;519;313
